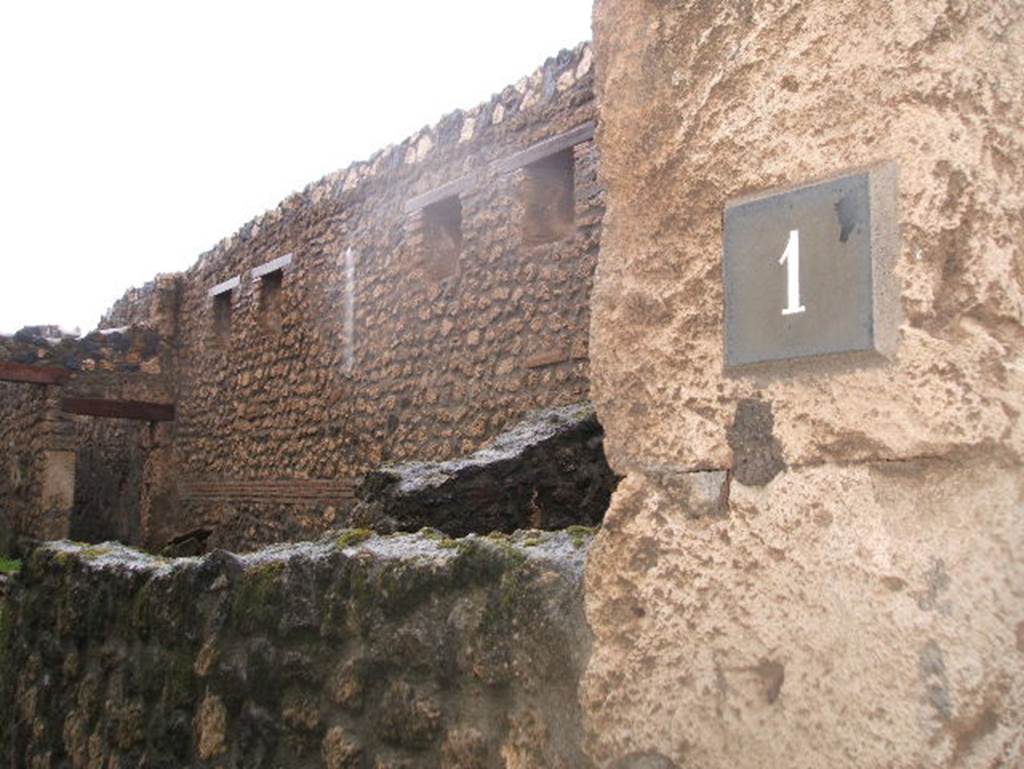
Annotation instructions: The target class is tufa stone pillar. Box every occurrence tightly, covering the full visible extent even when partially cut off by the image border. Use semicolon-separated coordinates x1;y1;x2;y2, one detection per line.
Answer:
586;1;1023;767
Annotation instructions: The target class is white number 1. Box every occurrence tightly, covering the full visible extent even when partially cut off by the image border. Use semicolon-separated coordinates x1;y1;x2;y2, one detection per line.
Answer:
778;229;805;316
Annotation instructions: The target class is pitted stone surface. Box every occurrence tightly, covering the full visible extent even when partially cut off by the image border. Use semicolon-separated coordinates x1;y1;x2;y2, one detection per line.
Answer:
586;1;1024;767
0;531;595;768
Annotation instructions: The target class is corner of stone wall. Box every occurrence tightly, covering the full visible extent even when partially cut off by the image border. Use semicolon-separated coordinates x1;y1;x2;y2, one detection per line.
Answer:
585;1;1023;767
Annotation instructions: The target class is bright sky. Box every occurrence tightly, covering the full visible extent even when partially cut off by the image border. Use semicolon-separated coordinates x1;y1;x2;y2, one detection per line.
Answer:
0;1;593;335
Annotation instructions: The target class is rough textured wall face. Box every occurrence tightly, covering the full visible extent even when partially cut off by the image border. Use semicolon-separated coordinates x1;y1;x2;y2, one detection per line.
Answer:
585;458;1023;769
0;318;177;548
163;43;601;550
1;533;594;769
587;1;1023;768
0;384;46;553
590;1;1022;471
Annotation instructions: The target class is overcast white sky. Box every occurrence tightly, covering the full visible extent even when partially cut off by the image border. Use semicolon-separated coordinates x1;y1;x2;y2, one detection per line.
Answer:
0;1;593;335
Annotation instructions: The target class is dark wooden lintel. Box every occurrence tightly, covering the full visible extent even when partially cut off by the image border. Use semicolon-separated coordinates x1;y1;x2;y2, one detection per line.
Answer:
60;397;175;422
0;361;71;385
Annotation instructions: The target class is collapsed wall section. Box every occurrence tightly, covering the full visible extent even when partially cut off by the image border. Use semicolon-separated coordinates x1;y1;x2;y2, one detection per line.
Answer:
0;532;594;768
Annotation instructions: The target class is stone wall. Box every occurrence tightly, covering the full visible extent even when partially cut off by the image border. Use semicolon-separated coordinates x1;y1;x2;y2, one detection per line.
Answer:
100;274;181;333
584;1;1024;767
0;44;601;552
0;531;594;768
0;321;175;548
161;43;600;550
0;384;47;554
0;326;167;381
70;417;145;545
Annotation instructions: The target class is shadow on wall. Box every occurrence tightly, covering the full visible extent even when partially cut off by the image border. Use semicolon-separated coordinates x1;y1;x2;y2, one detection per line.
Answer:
0;509;12;557
69;419;145;545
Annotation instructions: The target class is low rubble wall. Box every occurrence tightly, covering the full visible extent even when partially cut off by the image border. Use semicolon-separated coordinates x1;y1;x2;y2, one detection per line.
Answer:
0;531;595;769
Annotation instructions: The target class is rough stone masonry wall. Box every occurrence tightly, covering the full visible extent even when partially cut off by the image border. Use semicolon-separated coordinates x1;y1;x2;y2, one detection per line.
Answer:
0;311;177;548
585;2;1023;768
0;531;594;769
69;416;146;546
162;43;601;551
0;384;47;554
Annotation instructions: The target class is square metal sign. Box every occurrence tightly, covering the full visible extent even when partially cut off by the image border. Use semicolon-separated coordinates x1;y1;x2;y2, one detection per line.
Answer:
723;166;897;367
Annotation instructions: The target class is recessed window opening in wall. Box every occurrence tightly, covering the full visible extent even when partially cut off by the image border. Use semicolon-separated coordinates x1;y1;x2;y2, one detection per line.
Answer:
212;292;232;341
258;269;284;332
421;195;462;281
522;148;575;246
208;276;239;345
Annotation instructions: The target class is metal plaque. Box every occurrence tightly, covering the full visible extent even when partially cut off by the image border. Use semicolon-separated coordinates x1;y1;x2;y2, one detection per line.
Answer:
723;166;897;368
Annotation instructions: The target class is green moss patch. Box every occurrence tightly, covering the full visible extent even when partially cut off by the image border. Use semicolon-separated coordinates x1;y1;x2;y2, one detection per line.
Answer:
232;561;287;631
336;529;374;549
565;525;597;549
80;546;113;561
0;558;20;575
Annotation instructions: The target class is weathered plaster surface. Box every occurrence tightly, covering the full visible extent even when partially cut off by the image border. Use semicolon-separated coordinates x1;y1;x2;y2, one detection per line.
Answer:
586;1;1023;766
590;0;1023;473
584;457;1023;767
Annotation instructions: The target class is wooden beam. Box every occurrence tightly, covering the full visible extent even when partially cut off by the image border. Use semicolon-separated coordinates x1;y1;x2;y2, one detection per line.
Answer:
0;361;71;385
60;397;175;422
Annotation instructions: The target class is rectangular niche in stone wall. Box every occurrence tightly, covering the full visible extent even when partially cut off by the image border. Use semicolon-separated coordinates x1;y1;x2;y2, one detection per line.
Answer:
258;270;283;332
253;253;292;334
421;195;462;281
213;294;232;341
208;276;239;345
522;148;575;246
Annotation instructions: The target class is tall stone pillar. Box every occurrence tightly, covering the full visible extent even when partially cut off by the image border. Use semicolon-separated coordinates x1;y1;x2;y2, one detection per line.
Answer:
37;385;75;540
586;2;1023;768
139;421;179;550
